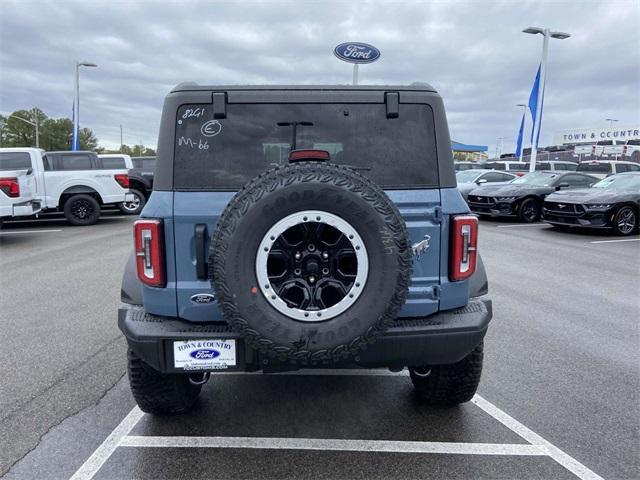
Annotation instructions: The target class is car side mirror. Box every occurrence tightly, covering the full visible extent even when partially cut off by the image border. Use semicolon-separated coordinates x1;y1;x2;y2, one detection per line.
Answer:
476;179;487;184
556;182;569;190
26;168;33;175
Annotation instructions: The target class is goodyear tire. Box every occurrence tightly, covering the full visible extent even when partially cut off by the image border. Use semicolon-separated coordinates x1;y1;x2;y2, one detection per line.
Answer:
127;349;201;414
209;162;412;365
409;341;484;406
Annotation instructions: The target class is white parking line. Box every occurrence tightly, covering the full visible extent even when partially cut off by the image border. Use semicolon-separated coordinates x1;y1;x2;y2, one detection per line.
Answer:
472;395;604;480
70;371;604;480
120;435;545;456
0;229;62;235
590;238;640;244
496;224;548;228
69;406;144;480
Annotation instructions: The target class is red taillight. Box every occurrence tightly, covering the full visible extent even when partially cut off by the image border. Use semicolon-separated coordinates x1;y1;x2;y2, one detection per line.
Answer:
115;173;129;188
134;219;166;287
515;172;526;177
0;177;20;198
450;215;478;282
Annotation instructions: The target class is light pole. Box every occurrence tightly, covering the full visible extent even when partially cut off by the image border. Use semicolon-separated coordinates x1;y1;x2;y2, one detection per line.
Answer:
495;137;504;159
516;103;529;162
7;108;40;147
73;61;98;150
523;27;570;172
605;118;618;129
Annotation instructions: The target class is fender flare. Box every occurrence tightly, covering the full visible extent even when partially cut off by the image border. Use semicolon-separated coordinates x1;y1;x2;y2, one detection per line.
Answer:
469;253;488;298
121;250;143;305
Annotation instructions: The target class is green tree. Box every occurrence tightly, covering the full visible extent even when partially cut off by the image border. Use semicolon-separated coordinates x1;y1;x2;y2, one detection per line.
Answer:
0;107;100;151
1;108;47;147
40;117;73;150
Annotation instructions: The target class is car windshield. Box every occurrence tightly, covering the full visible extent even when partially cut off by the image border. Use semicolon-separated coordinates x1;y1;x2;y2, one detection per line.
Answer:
511;172;557;186
592;175;640;190
577;162;611;174
456;170;482;182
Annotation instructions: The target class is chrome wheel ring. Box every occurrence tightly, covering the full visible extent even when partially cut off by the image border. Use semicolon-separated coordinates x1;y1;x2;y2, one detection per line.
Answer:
255;210;369;322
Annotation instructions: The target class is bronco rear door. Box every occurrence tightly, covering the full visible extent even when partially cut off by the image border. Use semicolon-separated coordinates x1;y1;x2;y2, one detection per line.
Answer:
171;90;442;321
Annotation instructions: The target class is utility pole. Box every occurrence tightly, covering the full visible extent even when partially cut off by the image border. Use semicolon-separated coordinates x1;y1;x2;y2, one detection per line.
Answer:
120;124;123;150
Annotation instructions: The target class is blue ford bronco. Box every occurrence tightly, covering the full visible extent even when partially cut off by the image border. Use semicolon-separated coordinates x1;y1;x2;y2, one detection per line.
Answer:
118;84;492;414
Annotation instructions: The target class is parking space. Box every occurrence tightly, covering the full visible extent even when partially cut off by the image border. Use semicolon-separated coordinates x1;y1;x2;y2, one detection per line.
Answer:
2;217;638;479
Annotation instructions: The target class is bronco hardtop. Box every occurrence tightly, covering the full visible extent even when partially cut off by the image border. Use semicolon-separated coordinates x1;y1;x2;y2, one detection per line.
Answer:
118;84;492;414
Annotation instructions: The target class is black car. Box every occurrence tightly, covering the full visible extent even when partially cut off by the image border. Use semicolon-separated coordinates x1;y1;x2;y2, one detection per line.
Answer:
121;156;156;214
467;171;597;222
543;172;640;235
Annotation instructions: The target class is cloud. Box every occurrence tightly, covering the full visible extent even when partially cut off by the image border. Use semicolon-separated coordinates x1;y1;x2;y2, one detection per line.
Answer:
1;0;638;154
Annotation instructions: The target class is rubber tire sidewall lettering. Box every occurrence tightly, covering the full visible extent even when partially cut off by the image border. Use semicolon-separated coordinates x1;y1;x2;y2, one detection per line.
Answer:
209;163;412;364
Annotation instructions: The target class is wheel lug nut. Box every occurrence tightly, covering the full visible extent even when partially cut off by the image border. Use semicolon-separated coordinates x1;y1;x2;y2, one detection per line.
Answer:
294;269;301;276
322;252;329;259
294;252;301;260
309;276;316;284
322;268;329;275
308;244;316;252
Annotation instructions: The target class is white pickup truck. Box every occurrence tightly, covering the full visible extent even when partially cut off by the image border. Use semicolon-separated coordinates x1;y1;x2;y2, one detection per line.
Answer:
602;140;640;162
0;151;42;228
574;140;640;161
0;148;133;226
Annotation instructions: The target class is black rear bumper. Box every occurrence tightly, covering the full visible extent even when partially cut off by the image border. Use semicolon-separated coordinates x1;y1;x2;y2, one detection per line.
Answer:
118;299;492;373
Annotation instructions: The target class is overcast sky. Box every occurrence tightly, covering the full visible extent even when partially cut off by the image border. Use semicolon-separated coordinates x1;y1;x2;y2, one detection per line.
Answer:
1;0;639;154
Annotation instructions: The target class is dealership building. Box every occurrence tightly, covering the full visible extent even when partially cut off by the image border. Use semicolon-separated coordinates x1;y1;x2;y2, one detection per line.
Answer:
553;125;640;145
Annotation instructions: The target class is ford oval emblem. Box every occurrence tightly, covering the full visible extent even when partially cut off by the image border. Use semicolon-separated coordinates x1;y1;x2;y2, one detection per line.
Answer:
190;293;216;305
190;349;221;360
334;42;381;64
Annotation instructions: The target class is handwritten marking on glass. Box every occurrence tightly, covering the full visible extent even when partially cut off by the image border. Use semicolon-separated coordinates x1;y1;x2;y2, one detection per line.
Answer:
178;137;209;150
201;120;222;137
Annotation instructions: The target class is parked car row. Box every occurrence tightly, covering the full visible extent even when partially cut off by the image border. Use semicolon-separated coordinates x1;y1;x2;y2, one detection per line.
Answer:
460;170;640;236
455;159;640;178
0;148;134;227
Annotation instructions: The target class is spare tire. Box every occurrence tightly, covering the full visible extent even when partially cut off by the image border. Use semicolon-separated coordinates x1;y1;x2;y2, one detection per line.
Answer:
209;162;411;364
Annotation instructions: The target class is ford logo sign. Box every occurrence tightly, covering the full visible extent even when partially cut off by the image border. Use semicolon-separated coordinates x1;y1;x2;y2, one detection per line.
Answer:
334;42;381;64
190;349;221;360
190;293;216;305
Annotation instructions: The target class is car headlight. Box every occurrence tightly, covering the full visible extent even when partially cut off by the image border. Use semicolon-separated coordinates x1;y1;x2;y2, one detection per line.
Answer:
496;196;517;201
585;204;613;210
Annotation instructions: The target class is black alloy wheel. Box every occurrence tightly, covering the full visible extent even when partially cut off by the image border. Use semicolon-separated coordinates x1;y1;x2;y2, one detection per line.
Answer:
519;198;540;223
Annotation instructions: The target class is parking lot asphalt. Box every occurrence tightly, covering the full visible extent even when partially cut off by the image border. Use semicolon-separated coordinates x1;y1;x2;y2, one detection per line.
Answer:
1;214;639;479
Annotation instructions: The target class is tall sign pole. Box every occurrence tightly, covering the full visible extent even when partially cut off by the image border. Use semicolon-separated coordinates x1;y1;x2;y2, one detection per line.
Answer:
334;42;381;85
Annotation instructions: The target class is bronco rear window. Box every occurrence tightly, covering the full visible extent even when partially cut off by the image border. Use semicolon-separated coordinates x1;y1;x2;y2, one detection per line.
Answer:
173;103;438;190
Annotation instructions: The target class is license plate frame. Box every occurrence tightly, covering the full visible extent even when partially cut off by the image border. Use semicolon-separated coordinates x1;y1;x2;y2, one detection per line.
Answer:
173;339;237;371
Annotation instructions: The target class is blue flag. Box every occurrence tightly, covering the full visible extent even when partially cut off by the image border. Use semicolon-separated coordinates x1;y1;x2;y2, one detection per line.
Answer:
528;64;545;148
515;112;525;158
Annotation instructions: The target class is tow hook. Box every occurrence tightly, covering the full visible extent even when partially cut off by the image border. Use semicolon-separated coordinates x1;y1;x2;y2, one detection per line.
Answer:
188;371;210;386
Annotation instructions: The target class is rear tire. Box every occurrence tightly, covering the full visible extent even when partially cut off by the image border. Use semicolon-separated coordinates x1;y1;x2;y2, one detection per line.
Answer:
518;198;540;223
117;188;146;215
63;194;100;226
409;342;483;406
613;206;638;236
127;349;202;414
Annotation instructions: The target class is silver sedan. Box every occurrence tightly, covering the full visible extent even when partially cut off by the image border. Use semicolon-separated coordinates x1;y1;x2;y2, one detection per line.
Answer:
456;169;517;201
